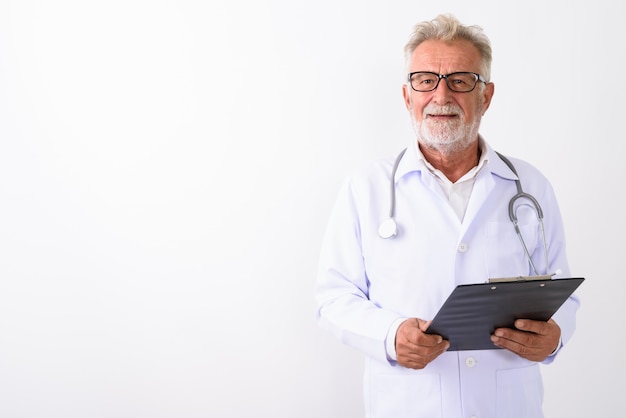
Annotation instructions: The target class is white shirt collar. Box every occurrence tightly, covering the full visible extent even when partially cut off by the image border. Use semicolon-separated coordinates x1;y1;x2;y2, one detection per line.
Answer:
415;136;489;185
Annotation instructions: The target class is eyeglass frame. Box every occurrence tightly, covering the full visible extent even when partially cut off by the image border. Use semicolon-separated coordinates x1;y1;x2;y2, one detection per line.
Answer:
407;71;487;93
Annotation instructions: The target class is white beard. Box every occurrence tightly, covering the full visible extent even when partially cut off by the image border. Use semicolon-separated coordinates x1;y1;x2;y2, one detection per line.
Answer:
410;103;481;155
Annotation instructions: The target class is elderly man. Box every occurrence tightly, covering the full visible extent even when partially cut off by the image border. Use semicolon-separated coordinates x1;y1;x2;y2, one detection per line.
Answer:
315;14;580;418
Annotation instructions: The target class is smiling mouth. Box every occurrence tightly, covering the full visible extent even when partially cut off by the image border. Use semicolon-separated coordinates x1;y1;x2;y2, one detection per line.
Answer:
427;113;458;119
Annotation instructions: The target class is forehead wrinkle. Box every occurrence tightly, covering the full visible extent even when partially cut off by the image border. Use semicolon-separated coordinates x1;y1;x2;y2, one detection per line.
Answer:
409;40;481;75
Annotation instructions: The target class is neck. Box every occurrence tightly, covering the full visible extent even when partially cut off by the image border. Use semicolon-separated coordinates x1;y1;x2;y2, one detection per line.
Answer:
419;141;480;183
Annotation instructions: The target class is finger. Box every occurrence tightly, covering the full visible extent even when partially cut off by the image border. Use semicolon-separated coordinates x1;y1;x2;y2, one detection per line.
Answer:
416;318;432;332
490;328;548;361
491;333;523;352
398;339;450;369
491;332;535;356
416;332;446;348
410;318;444;347
513;319;550;335
491;327;526;348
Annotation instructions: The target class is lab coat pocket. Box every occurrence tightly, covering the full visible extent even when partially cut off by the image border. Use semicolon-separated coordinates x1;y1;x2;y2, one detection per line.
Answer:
367;372;442;418
486;215;539;277
496;364;543;417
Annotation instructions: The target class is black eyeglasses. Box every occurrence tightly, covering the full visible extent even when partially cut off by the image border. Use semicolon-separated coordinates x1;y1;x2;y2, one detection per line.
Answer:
408;71;487;93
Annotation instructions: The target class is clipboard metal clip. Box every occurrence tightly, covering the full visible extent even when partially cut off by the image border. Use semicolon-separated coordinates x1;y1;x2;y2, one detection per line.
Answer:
488;274;555;283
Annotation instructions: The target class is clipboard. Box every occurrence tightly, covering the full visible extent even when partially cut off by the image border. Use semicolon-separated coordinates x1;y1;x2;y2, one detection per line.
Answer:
425;277;584;351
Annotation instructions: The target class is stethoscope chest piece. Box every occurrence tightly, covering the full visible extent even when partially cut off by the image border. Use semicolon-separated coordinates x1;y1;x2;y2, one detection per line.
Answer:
378;218;398;239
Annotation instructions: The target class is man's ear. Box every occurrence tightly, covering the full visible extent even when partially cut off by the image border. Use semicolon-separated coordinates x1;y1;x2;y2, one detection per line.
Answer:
402;84;412;111
481;82;495;115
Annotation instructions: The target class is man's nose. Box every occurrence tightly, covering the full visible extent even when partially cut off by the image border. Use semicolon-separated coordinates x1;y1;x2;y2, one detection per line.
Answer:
432;77;454;101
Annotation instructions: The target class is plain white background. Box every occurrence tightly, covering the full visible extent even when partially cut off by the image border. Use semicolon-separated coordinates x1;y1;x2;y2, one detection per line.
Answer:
0;1;621;417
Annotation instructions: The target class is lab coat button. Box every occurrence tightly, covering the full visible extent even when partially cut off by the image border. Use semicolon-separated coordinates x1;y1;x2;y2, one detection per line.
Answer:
458;243;468;252
465;357;477;367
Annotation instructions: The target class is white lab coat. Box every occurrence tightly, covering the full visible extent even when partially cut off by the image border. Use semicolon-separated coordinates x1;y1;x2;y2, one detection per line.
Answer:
315;139;580;418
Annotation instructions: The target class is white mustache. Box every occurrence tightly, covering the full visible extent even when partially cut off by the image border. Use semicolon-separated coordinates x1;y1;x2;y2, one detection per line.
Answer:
423;104;462;117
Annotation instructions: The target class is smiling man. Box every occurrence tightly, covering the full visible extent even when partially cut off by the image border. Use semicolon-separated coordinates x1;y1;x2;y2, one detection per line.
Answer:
315;14;580;418
404;38;493;183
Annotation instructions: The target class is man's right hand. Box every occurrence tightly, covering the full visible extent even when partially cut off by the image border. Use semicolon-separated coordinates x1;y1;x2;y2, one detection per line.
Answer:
395;318;450;369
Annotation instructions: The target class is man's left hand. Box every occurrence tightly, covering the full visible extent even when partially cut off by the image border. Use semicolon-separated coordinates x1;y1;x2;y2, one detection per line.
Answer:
490;319;561;361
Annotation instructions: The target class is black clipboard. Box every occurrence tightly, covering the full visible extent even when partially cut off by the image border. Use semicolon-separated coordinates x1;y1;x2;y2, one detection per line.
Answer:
425;277;584;351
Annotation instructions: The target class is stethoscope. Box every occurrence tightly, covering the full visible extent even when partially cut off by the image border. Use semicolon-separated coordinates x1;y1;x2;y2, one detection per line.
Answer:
378;148;550;276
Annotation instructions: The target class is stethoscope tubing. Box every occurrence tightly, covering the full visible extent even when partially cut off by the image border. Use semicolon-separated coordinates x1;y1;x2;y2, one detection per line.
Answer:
380;148;550;276
497;152;550;275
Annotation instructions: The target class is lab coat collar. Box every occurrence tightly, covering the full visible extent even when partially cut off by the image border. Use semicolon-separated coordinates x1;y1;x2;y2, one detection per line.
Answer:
393;136;520;184
485;145;520;182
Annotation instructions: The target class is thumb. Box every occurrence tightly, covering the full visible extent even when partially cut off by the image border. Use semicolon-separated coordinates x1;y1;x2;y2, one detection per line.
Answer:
416;318;432;332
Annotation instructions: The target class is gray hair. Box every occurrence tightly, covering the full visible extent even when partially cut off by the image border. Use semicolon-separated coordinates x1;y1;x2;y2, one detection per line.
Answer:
404;14;493;82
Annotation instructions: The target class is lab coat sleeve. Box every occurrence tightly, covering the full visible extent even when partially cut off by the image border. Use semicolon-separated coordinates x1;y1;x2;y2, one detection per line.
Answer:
315;175;403;364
